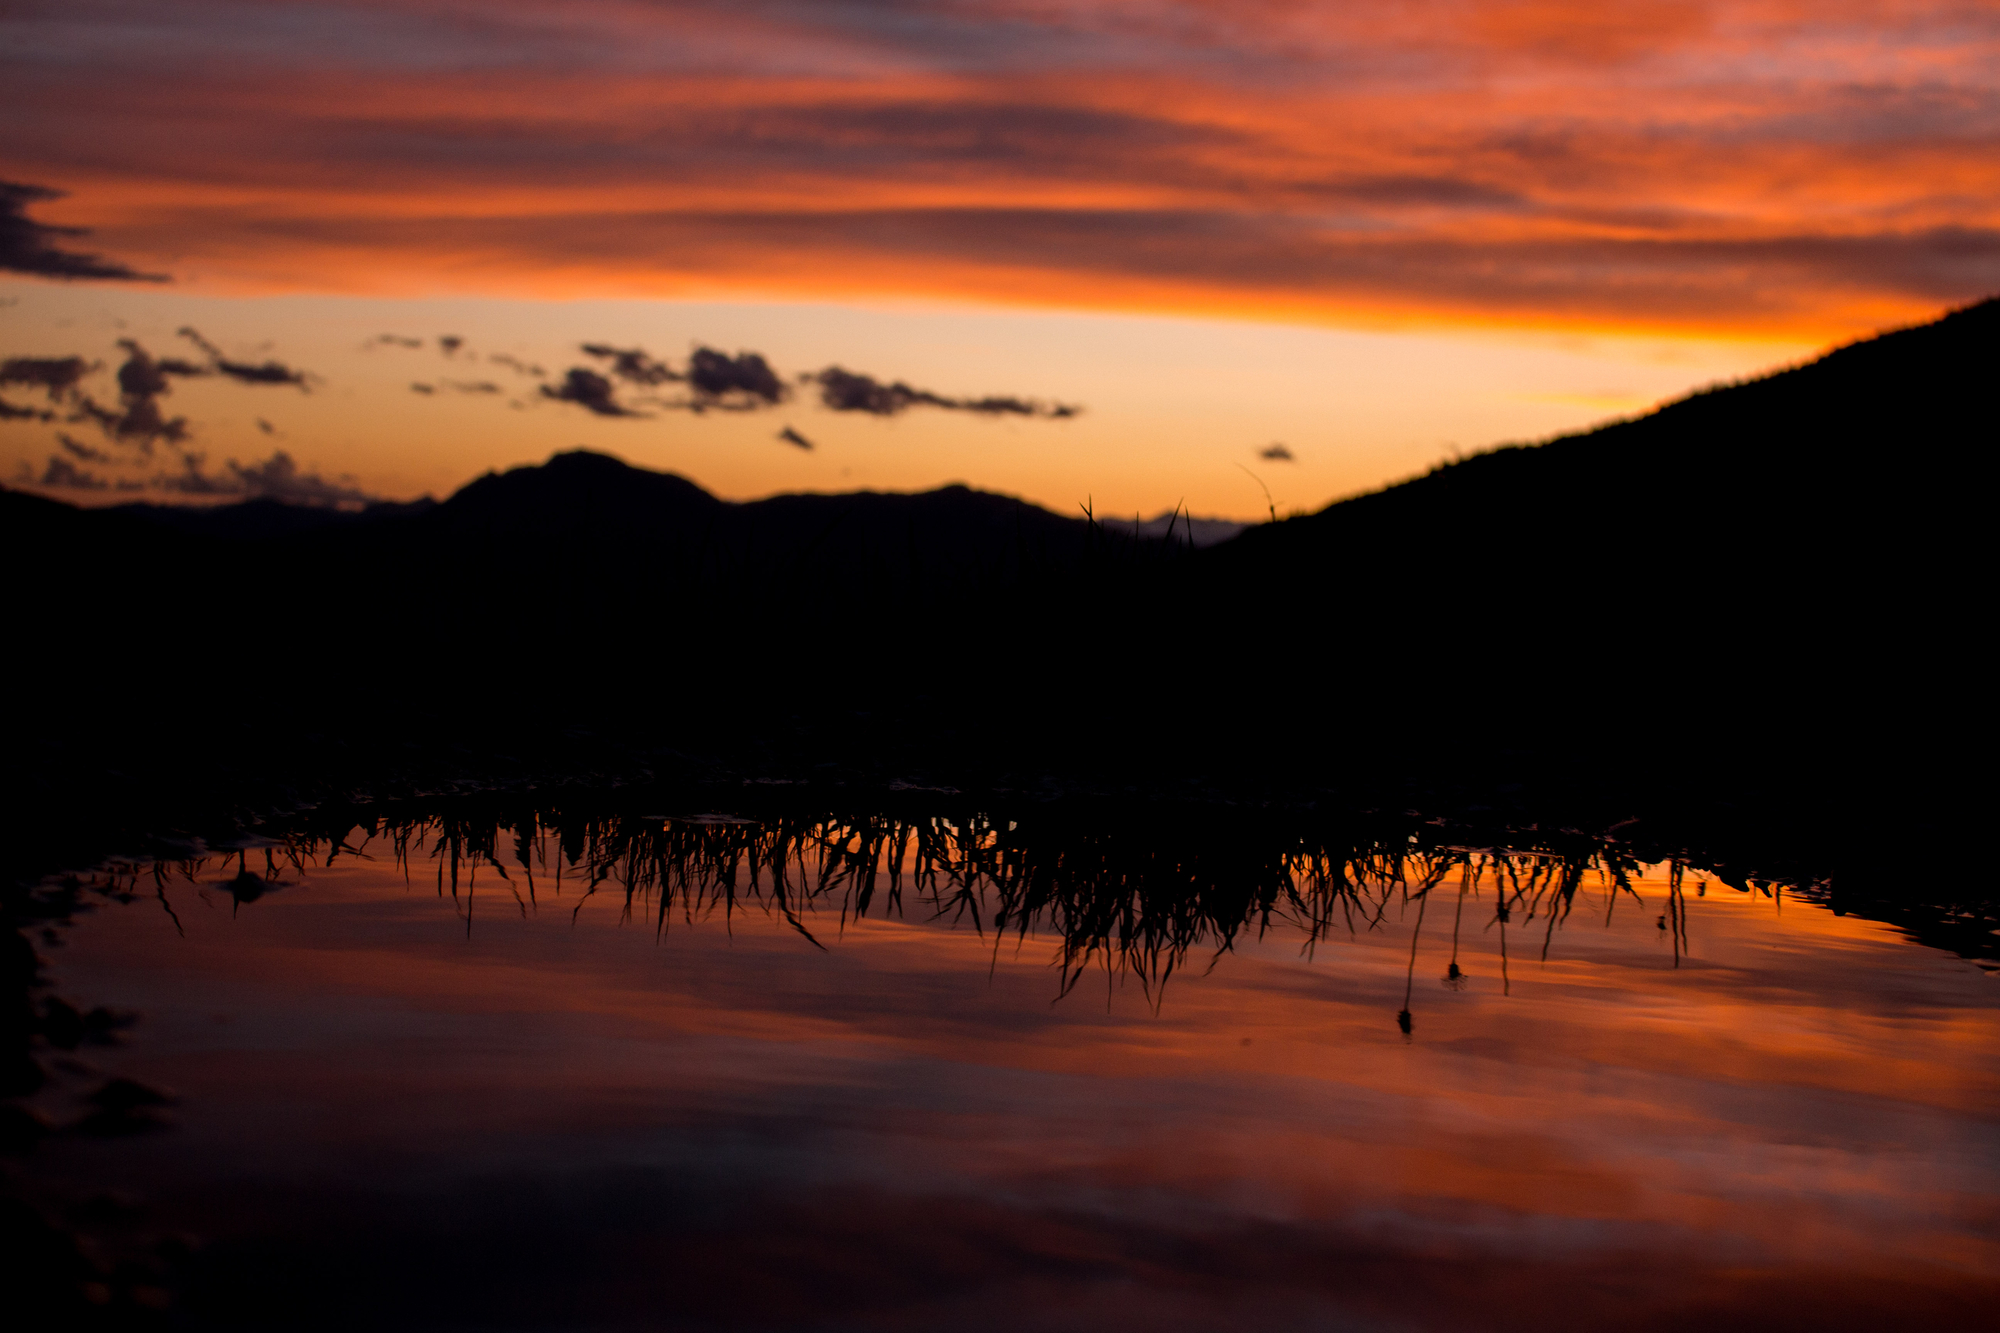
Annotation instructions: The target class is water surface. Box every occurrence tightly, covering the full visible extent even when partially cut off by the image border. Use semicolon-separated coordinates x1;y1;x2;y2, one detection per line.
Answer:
24;813;2000;1330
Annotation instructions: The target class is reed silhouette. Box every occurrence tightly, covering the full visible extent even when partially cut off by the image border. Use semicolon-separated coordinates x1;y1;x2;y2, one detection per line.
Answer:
78;794;1870;1006
46;787;1995;1042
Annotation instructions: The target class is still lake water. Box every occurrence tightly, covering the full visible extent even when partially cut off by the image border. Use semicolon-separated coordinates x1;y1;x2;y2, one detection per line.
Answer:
25;815;2000;1330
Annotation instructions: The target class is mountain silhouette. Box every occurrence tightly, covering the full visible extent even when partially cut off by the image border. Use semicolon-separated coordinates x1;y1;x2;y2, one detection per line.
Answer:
5;297;1989;872
44;450;1111;602
1158;296;1989;846
377;449;1108;601
1202;295;1989;631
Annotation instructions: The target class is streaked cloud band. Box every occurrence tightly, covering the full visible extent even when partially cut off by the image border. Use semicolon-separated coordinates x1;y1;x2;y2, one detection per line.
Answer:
4;1;1995;337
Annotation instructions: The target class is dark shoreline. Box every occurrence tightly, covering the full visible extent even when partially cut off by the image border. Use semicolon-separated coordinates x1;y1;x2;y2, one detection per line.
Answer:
11;722;1992;970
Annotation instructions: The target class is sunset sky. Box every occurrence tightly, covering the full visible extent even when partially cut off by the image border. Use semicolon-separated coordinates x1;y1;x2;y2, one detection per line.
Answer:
4;1;1995;518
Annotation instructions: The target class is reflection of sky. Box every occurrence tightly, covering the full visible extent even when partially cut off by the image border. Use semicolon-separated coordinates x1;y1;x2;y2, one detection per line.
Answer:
36;853;2000;1328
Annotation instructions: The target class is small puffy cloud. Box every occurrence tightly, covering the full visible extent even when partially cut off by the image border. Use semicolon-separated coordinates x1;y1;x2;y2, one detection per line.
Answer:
439;335;463;356
69;340;194;450
0;180;165;283
539;367;642;417
367;334;424;349
1259;443;1296;461
117;338;199;398
687;347;787;407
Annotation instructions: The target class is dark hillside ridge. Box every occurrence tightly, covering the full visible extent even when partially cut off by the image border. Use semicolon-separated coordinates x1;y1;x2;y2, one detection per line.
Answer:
1213;295;1991;571
1158;296;1992;835
43;451;1118;600
7;297;1990;879
390;450;1113;600
3;457;1161;815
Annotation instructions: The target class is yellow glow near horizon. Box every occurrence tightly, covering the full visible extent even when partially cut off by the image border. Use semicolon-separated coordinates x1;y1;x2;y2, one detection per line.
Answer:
0;280;1823;521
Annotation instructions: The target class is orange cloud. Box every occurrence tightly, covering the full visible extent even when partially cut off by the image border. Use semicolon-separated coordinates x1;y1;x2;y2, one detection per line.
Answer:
2;1;1995;341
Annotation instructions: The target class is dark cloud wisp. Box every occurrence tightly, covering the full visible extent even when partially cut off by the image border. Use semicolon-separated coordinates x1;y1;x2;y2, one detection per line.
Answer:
540;367;642;417
375;335;546;378
0;181;165;283
57;432;112;464
581;344;681;387
489;353;545;378
2;355;94;399
0;357;83;422
178;327;311;387
812;366;1079;418
411;380;502;396
0;397;54;421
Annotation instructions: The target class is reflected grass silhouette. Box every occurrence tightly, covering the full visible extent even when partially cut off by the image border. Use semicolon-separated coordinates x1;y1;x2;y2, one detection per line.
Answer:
104;800;1826;1012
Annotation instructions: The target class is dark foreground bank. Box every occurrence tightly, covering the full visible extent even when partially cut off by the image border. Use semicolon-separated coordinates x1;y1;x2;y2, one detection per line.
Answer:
6;297;1991;889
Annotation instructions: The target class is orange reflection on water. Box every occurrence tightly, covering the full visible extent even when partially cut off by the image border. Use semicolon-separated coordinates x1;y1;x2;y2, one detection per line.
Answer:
35;852;2000;1328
